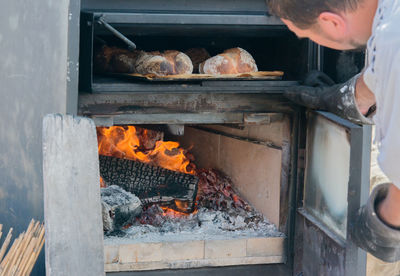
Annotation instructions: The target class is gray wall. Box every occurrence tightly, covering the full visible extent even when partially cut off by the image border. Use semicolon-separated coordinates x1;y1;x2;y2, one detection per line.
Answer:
0;0;79;274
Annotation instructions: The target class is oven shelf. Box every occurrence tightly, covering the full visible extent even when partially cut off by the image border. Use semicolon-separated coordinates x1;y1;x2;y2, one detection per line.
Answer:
89;77;298;94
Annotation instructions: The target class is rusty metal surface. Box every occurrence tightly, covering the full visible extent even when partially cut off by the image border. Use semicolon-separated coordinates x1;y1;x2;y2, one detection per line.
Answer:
79;93;293;116
301;212;346;276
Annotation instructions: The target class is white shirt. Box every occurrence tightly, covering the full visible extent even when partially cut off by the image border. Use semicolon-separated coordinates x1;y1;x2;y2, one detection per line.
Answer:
363;0;400;188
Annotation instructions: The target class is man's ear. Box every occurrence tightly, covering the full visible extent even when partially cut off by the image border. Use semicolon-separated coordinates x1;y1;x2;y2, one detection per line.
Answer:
317;12;348;40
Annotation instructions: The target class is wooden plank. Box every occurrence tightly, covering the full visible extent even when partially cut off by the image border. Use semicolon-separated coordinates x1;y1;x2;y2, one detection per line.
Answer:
43;114;105;276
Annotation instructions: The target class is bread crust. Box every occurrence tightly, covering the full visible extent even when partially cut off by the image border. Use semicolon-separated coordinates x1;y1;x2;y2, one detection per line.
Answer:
199;47;258;75
94;46;193;76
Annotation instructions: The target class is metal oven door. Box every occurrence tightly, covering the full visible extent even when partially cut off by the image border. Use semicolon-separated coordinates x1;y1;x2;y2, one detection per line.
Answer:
295;111;372;275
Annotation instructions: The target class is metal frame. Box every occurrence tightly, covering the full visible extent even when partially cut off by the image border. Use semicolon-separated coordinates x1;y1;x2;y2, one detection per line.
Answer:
67;0;81;115
78;10;292;93
87;11;283;25
81;0;271;13
296;111;371;275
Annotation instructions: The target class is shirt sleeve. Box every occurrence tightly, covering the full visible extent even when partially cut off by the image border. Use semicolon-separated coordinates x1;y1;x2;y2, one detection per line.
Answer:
364;32;400;188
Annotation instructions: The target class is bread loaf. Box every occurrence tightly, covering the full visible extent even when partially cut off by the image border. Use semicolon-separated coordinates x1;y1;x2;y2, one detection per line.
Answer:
94;46;193;76
94;45;139;73
134;50;193;76
184;48;211;73
199;47;258;75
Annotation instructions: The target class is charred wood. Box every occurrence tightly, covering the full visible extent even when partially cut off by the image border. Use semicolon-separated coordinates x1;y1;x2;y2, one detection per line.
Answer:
99;155;198;212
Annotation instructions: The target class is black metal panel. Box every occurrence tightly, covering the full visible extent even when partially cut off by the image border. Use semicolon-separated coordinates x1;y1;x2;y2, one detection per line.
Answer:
91;11;282;26
82;0;270;13
301;211;346;276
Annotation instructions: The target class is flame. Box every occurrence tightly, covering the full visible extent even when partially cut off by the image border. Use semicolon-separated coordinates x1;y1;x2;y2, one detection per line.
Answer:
100;177;107;188
161;206;198;218
97;126;195;174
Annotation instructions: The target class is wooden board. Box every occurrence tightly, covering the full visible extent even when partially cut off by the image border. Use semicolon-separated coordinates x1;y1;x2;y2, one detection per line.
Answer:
43;114;105;276
111;71;284;82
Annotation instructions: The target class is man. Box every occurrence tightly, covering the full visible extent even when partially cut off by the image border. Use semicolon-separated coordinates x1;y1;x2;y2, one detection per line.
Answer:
267;0;400;262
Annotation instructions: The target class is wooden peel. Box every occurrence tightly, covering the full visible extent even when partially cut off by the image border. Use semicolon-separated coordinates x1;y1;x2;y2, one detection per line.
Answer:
115;70;284;81
0;220;44;276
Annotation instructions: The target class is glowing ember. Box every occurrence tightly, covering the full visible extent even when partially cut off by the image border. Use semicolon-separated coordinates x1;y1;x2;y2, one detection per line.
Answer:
160;206;198;218
97;126;195;175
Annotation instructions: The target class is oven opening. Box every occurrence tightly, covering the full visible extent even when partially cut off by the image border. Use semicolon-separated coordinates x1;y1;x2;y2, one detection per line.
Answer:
98;118;289;272
80;19;309;92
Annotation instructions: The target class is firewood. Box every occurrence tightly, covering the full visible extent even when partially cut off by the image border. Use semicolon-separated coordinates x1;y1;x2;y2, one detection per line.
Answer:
0;220;44;276
99;155;198;212
0;228;13;263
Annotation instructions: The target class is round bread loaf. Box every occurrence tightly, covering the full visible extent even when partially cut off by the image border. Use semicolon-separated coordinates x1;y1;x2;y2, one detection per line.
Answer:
134;50;193;76
199;47;258;75
94;45;139;73
94;46;193;76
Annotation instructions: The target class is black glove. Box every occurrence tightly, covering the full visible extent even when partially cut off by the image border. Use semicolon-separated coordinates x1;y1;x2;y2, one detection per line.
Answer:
285;71;373;125
350;183;400;262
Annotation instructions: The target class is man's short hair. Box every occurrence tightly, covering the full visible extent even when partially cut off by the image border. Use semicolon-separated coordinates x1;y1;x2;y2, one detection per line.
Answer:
267;0;361;29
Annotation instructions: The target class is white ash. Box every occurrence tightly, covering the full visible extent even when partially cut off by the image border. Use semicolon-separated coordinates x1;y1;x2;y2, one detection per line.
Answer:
104;206;283;244
104;169;284;244
101;185;142;233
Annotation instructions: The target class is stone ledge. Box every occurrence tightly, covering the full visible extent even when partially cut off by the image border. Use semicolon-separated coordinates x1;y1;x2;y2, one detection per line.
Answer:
105;256;286;272
104;237;285;272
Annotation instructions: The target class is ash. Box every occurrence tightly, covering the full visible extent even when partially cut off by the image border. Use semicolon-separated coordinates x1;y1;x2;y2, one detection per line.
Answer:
104;169;284;244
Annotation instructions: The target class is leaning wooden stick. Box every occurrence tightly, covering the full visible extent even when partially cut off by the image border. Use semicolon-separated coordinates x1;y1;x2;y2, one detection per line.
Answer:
0;220;45;276
0;228;13;264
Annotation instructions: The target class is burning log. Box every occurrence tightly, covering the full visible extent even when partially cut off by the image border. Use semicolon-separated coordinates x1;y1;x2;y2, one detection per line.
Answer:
99;155;198;212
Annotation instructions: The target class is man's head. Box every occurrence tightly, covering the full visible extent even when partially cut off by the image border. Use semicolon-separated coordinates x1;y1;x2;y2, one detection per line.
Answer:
267;0;377;50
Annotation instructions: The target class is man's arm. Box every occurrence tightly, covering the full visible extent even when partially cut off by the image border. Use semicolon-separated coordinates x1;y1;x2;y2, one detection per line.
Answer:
354;76;400;228
284;72;374;125
355;75;376;115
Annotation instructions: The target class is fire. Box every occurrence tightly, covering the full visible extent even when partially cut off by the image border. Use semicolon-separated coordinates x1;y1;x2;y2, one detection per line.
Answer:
97;126;195;175
160;206;198;218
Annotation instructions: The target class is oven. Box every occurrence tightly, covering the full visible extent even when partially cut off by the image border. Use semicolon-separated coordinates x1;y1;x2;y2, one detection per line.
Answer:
55;0;372;275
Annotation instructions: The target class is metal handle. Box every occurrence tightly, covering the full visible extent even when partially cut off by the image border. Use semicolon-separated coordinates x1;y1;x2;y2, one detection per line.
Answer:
96;17;137;51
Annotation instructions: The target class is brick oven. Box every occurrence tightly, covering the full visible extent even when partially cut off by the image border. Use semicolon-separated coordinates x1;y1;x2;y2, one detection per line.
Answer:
0;0;372;275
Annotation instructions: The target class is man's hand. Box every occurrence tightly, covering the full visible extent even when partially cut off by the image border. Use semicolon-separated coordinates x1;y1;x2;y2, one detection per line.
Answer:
285;71;374;125
351;183;400;262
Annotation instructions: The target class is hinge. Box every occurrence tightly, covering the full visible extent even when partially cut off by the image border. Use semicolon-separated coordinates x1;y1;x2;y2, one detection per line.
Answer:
298;148;306;169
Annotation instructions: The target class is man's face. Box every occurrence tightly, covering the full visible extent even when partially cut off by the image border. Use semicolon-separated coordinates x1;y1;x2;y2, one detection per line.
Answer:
282;18;366;50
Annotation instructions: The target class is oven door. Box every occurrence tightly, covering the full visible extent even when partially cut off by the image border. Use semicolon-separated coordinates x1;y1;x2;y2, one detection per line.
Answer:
295;111;372;276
